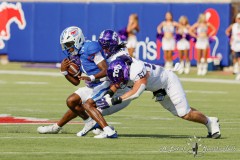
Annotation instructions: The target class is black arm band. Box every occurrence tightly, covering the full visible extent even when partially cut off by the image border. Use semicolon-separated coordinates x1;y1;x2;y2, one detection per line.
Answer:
111;97;122;105
104;89;115;97
153;89;166;97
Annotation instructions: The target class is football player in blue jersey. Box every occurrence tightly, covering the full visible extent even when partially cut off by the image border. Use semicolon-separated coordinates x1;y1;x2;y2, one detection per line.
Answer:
37;28;133;138
38;26;118;138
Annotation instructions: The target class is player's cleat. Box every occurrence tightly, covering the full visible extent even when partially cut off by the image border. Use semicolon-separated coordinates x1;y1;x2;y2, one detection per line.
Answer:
207;117;221;139
37;123;62;134
206;132;212;138
92;128;104;135
76;120;101;137
94;130;118;139
92;125;114;135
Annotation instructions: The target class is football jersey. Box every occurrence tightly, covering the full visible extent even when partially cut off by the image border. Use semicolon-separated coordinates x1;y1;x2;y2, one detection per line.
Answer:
107;48;130;63
73;40;104;87
79;41;103;76
128;58;168;92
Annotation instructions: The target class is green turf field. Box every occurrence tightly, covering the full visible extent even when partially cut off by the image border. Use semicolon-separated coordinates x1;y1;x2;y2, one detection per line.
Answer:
0;63;239;160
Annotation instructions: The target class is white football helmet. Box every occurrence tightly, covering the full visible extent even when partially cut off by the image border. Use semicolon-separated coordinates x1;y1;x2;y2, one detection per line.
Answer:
60;26;85;55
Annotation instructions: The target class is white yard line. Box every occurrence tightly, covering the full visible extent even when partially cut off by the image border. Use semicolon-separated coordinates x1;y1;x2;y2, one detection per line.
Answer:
185;90;228;94
0;150;238;154
0;138;238;154
15;81;48;85
0;70;62;77
1;70;240;84
180;77;240;84
0;80;6;84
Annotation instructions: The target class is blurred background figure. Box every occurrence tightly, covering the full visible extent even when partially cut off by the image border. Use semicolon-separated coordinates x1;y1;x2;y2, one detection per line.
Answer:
157;12;178;70
0;54;9;65
189;13;216;76
126;13;140;57
225;13;240;77
176;16;191;74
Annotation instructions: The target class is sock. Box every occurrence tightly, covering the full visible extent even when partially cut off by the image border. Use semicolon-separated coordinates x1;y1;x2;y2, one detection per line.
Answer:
97;107;103;113
83;117;92;124
205;116;210;125
54;123;61;129
205;117;211;132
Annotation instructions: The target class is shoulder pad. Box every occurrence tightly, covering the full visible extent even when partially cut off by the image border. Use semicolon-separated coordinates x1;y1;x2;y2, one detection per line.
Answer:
130;59;146;81
82;41;102;55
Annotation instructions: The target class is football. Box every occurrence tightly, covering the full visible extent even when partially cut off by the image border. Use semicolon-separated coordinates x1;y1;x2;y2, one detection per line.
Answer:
68;63;80;77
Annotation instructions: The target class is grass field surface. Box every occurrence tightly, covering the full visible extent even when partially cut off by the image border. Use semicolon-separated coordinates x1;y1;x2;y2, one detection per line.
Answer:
0;63;239;160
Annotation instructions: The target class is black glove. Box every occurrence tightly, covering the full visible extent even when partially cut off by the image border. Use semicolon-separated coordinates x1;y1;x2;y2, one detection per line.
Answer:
152;89;166;102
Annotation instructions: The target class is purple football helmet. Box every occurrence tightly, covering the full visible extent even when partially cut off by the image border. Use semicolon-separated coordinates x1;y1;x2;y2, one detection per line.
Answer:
107;59;130;89
98;29;119;58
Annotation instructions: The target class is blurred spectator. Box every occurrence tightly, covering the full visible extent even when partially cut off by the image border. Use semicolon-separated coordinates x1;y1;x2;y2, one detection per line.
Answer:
0;54;9;65
225;13;240;76
176;16;191;74
126;14;140;57
157;12;178;70
189;13;216;76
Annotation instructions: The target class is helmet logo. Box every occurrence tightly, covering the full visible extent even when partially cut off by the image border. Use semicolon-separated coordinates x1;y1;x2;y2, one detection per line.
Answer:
112;32;118;41
70;29;78;37
113;64;122;77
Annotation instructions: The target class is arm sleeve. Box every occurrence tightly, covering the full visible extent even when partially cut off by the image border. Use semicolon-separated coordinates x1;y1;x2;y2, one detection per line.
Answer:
93;52;105;65
123;84;146;101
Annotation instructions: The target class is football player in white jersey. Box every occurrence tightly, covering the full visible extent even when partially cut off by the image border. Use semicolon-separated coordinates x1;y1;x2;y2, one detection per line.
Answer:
37;29;132;138
97;56;221;139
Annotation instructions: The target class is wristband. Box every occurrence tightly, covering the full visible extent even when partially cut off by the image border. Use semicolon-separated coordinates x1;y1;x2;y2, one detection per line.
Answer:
61;71;68;76
89;75;95;82
104;89;115;97
111;97;122;105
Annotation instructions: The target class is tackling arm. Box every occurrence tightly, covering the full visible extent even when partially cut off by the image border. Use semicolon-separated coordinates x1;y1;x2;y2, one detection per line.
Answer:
120;77;147;101
96;76;147;109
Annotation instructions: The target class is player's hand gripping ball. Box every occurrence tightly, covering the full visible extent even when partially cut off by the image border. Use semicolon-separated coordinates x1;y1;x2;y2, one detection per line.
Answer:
68;63;80;77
